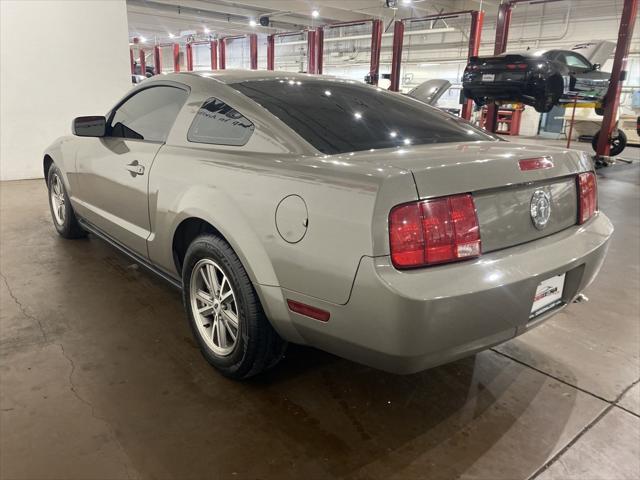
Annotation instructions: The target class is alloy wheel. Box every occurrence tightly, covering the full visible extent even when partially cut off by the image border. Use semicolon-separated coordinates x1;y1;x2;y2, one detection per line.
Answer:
50;174;66;225
189;259;240;356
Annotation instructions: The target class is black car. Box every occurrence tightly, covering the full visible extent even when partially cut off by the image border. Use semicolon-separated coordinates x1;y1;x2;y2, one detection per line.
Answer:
462;49;610;113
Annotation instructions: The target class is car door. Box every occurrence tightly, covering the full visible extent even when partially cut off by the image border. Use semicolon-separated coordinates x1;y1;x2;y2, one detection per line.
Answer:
74;84;189;257
560;52;609;98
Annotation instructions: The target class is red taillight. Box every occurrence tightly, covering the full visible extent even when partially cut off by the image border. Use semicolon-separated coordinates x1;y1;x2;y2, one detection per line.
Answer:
389;194;481;269
506;63;527;70
577;172;597;224
287;300;330;322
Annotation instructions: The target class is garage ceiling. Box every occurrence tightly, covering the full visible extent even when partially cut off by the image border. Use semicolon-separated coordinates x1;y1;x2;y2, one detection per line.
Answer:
127;0;500;42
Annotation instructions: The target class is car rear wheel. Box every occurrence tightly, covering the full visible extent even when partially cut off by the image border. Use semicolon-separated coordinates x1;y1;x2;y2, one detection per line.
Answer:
182;234;286;379
591;129;627;156
534;77;563;113
47;165;86;239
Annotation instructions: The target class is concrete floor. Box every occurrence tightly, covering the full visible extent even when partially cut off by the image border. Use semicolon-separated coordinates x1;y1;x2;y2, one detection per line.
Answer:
1;163;639;480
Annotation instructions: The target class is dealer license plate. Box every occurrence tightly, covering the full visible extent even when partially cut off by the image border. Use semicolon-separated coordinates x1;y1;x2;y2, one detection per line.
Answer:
482;73;495;82
529;273;566;319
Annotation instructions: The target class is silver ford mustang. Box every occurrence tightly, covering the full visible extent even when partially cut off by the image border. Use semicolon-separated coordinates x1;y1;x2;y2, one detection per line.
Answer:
43;70;613;379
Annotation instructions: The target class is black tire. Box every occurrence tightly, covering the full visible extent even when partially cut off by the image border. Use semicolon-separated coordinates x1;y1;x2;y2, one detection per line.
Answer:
591;129;627;156
473;96;486;107
534;77;562;113
47;164;86;239
182;234;286;379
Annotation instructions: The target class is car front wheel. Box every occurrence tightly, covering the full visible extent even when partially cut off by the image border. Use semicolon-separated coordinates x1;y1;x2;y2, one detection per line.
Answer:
47;164;86;239
182;234;286;379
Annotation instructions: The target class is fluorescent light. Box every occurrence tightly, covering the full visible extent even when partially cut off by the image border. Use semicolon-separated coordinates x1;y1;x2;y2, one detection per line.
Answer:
204;27;210;34
168;33;175;38
312;9;320;18
401;0;412;4
249;19;257;27
139;36;147;43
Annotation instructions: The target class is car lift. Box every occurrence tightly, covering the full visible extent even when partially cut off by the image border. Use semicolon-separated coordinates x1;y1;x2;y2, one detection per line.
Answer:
389;10;484;120
484;0;638;163
186;40;218;71
315;19;383;83
130;37;148;75
218;34;258;70
153;43;180;73
267;29;319;73
595;0;637;160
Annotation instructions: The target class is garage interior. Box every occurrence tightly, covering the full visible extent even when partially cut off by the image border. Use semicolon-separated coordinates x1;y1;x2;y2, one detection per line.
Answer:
0;0;639;479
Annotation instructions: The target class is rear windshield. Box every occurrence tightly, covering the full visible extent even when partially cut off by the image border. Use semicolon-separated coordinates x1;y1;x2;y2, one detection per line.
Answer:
231;79;497;154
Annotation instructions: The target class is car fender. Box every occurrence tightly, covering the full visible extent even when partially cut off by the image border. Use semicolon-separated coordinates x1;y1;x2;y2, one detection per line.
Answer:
150;183;280;288
43;136;77;191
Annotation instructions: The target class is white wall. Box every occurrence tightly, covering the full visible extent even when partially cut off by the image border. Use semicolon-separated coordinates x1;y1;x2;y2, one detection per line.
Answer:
0;0;132;181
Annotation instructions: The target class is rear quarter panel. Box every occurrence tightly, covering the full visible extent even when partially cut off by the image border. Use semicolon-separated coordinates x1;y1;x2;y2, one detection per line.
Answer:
147;81;417;305
147;147;415;305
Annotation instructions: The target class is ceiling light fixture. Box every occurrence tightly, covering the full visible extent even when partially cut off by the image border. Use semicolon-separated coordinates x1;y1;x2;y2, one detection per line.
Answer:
204;27;210;34
249;19;257;27
401;0;412;5
139;36;147;43
312;10;320;18
169;33;175;38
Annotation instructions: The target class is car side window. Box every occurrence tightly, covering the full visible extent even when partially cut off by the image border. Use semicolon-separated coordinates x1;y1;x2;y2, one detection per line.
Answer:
563;53;591;70
109;86;188;142
187;98;255;146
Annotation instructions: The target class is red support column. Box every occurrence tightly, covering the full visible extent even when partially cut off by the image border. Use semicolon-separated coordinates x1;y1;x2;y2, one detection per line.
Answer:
461;10;484;120
389;21;405;92
172;43;180;72
596;0;638;157
219;40;226;69
249;34;258;69
307;30;317;74
153;45;161;75
139;49;146;75
186;43;193;71
485;2;513;132
369;19;383;85
210;40;218;70
267;34;275;70
130;49;135;74
316;27;324;74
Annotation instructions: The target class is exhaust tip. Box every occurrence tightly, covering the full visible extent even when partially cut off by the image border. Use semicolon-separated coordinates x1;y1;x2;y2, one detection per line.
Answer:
573;293;589;304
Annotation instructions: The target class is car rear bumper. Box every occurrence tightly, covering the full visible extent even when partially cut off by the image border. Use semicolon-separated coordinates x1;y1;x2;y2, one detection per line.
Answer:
463;81;530;99
264;212;613;374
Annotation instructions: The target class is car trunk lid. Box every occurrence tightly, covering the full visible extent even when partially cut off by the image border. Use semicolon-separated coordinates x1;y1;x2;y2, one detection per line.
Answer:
467;54;530;82
352;141;591;253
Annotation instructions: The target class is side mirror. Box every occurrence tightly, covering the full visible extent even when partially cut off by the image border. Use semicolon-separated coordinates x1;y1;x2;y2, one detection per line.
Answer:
592;63;601;71
72;116;106;137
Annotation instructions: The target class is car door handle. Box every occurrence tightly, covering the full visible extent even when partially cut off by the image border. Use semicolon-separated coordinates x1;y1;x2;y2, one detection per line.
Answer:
125;160;145;177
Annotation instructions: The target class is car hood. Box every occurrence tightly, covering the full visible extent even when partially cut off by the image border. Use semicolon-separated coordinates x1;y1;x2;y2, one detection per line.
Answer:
407;79;451;105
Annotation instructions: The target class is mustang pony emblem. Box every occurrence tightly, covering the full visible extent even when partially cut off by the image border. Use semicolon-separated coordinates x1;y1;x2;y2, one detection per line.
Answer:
530;190;551;230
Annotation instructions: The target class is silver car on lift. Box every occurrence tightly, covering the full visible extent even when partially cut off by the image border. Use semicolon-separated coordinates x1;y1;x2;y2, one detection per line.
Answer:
43;71;612;379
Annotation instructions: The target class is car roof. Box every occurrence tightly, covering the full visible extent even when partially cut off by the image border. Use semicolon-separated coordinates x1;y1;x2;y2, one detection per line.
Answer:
182;69;344;85
497;49;550;58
